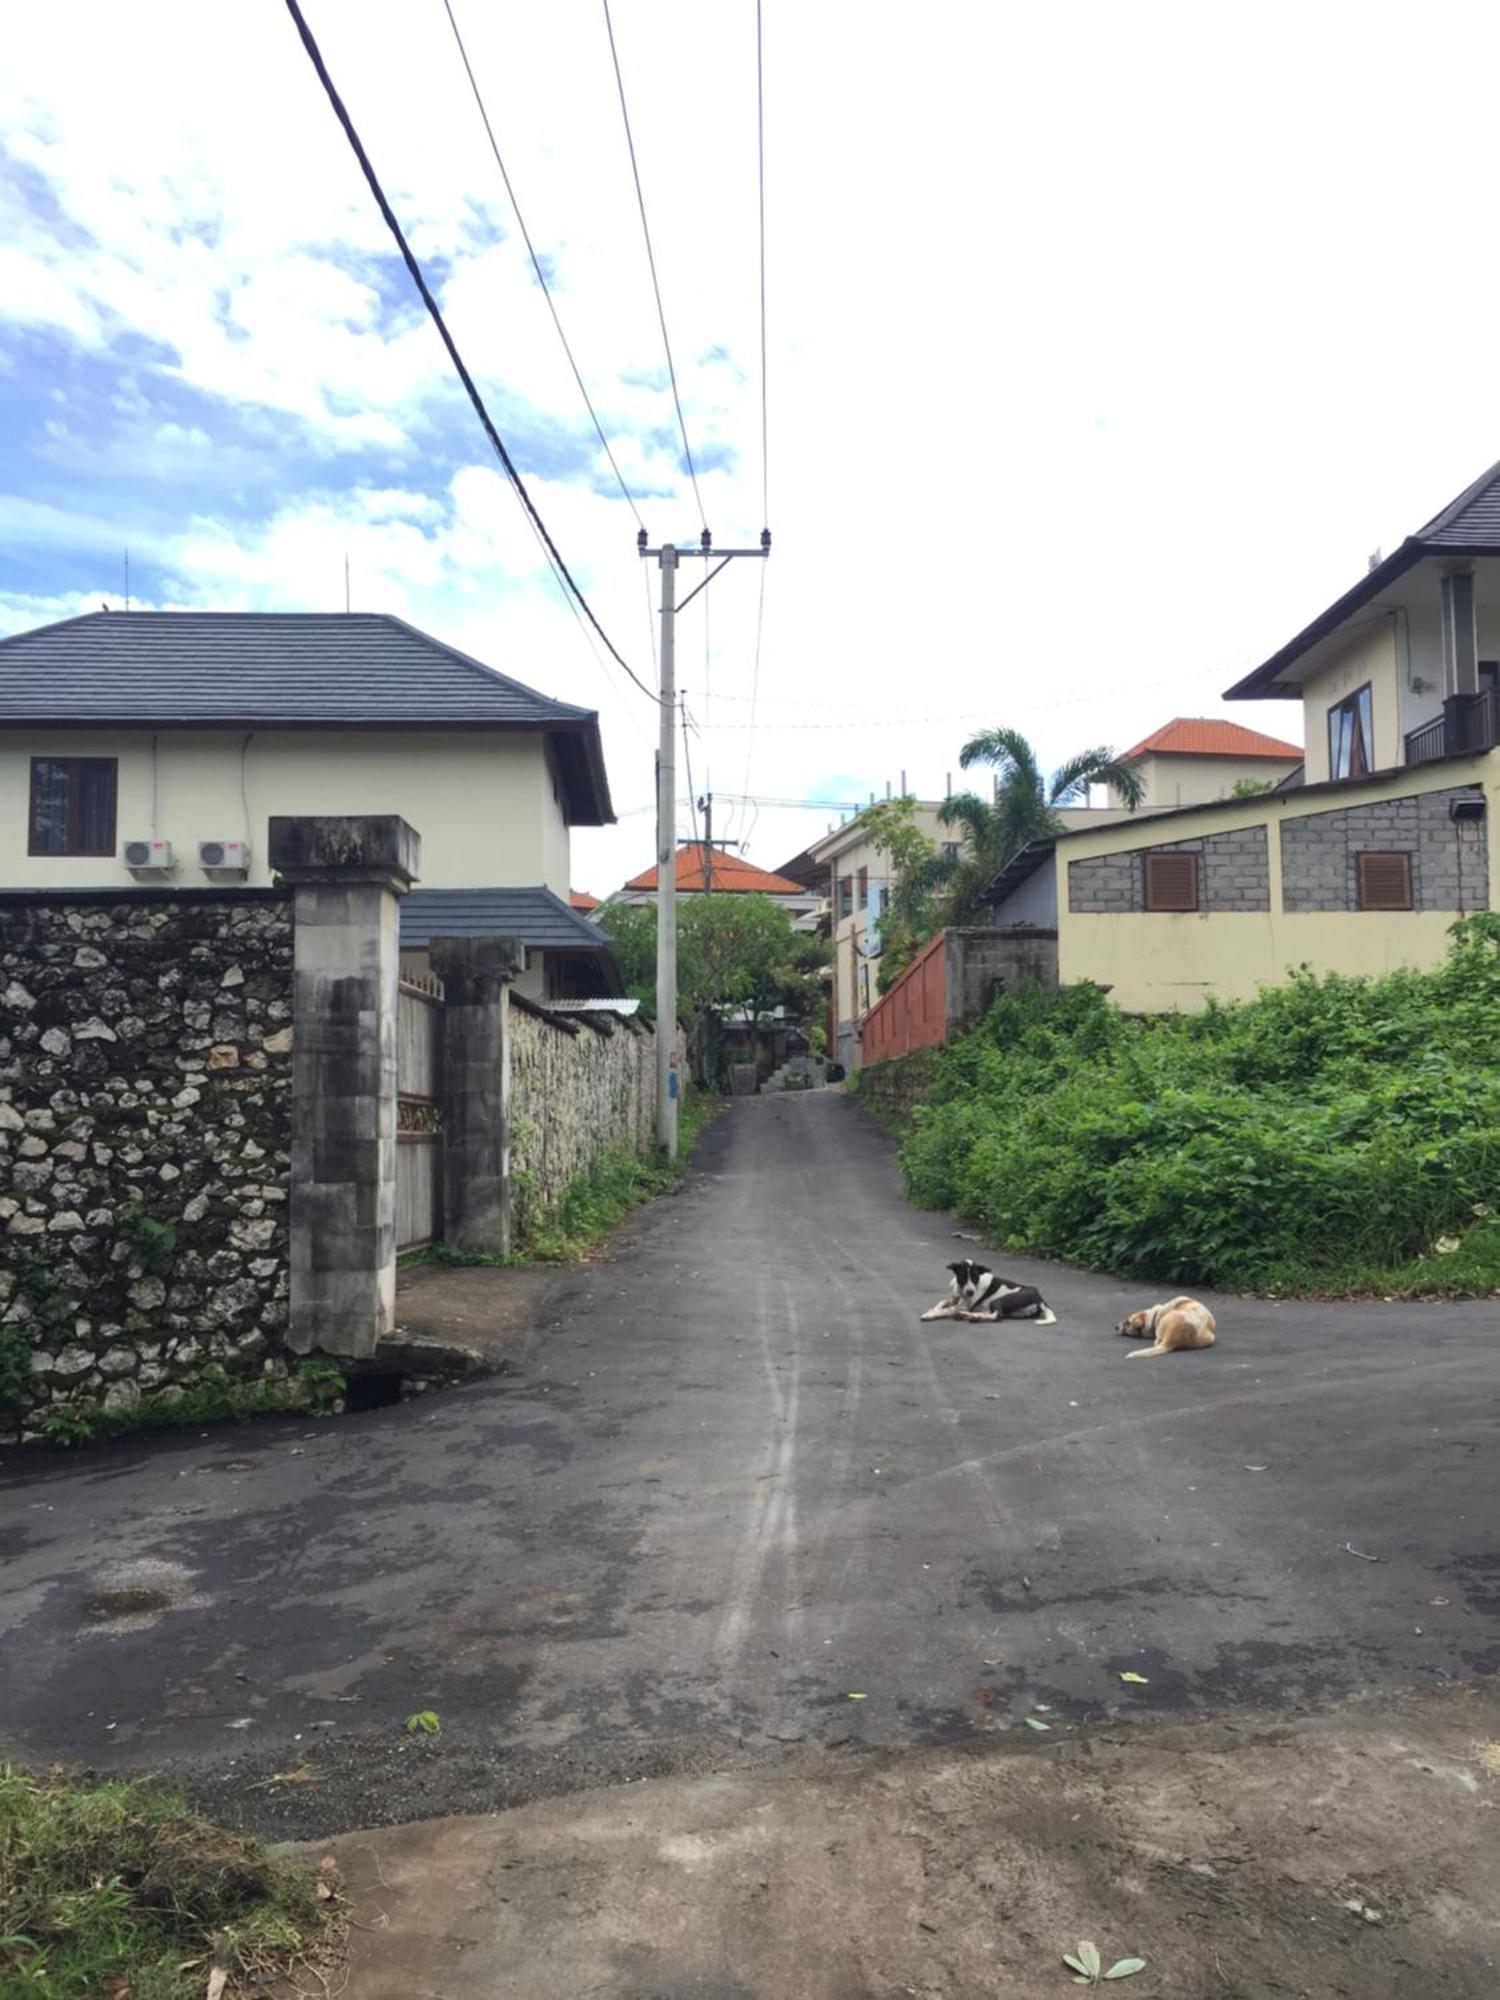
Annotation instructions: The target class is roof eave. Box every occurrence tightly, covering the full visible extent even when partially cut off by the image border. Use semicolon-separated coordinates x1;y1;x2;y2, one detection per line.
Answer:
1222;540;1428;702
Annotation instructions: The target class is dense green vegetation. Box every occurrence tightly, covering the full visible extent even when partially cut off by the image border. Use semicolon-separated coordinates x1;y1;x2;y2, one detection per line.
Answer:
0;1767;336;1997
887;916;1500;1295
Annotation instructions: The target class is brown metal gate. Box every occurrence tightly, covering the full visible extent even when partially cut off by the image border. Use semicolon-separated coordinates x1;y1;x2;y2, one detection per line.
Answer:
396;970;443;1253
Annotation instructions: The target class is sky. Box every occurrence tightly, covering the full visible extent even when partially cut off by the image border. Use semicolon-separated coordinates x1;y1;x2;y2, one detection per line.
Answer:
5;1;1500;895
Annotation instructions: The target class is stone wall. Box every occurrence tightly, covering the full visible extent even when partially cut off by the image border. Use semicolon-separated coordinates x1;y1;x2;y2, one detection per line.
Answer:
1069;827;1270;913
507;997;684;1230
0;891;297;1441
1280;784;1487;912
855;1047;940;1126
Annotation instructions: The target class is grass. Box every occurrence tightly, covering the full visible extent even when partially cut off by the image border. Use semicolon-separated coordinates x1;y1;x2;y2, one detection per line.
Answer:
0;1767;341;1998
26;1358;345;1450
420;1086;722;1269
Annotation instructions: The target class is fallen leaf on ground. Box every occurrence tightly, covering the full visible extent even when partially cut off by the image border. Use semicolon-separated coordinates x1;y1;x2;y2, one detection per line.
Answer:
1430;1597;1450;1606
1245;1463;1269;1471
1343;1543;1383;1562
846;1692;868;1701
1477;1742;1500;1775
206;1973;228;2000
1024;1716;1051;1731
1119;1671;1150;1685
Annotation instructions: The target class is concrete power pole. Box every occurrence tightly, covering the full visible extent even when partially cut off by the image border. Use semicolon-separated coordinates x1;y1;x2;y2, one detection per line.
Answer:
640;529;770;1159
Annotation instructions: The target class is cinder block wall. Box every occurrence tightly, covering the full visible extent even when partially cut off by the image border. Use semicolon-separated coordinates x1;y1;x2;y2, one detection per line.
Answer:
0;891;297;1441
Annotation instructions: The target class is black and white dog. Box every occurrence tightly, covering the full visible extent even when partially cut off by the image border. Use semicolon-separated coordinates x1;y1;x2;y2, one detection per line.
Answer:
921;1259;1057;1326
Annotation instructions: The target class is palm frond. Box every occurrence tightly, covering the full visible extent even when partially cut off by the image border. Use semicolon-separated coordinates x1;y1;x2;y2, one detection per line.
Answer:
957;727;1043;793
1048;747;1143;808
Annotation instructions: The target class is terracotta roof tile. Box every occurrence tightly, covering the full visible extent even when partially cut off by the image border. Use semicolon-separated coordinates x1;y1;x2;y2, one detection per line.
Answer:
1121;717;1303;761
624;843;807;895
569;890;601;911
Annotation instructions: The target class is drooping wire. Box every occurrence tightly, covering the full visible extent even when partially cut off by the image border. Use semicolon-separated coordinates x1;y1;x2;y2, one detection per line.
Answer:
681;698;701;850
282;0;658;705
440;0;646;533
740;560;768;800
755;0;769;531
601;0;708;532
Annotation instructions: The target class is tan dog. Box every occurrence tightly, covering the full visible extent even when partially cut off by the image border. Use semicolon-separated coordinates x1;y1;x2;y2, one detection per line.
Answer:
1117;1296;1215;1358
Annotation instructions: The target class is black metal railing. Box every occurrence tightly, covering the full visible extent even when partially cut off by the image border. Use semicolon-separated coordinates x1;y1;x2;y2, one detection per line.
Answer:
1404;687;1498;768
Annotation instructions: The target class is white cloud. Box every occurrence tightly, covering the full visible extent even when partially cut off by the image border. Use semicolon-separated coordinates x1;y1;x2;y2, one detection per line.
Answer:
6;0;1500;892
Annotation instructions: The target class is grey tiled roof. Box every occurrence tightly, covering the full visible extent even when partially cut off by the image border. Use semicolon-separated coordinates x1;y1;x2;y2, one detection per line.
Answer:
0;610;614;823
1416;459;1500;546
1227;455;1500;700
400;886;614;953
0;610;590;725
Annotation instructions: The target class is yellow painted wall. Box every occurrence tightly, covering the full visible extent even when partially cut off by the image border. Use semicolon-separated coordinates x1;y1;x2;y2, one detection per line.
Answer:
1113;751;1302;810
1057;749;1500;1012
1;729;572;893
1300;618;1401;783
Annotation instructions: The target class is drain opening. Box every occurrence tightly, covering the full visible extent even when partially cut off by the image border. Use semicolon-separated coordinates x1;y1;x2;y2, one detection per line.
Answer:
343;1371;405;1412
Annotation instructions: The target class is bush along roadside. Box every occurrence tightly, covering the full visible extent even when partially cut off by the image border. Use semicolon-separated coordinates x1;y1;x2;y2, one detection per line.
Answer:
876;915;1500;1297
0;1765;343;1997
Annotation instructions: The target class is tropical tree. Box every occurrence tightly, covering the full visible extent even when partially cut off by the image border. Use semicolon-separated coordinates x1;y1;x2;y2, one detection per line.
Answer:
933;727;1144;925
857;796;948;992
597;893;829;1080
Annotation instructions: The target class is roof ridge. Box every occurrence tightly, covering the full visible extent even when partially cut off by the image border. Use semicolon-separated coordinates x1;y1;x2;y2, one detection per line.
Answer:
376;611;595;723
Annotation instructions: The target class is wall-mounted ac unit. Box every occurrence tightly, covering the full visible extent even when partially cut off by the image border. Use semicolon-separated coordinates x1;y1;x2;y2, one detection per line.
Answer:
123;838;174;874
199;839;251;874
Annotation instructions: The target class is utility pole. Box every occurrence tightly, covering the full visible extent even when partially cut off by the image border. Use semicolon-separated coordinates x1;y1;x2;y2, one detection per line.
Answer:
640;528;770;1158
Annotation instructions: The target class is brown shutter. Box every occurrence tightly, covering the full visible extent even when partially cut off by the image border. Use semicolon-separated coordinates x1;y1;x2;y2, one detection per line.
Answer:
1356;851;1413;911
1144;850;1199;911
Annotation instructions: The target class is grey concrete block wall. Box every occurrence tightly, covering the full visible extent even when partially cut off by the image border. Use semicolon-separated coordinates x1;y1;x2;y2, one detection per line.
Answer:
1068;827;1270;913
1280;785;1488;912
944;928;1058;1029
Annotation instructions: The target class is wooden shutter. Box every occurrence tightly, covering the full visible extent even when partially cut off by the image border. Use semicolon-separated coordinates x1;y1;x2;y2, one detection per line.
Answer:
1143;850;1199;911
1356;851;1412;911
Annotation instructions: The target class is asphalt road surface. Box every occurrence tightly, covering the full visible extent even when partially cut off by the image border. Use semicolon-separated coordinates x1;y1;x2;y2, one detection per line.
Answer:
3;1091;1497;1836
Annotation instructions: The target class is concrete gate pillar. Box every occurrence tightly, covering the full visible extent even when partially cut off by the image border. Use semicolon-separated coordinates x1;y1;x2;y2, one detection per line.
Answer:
268;814;420;1357
427;934;524;1258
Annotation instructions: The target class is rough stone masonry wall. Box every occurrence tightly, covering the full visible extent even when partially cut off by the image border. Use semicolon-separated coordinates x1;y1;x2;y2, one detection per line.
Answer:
1280;784;1488;912
0;892;296;1441
508;998;683;1230
1069;826;1270;913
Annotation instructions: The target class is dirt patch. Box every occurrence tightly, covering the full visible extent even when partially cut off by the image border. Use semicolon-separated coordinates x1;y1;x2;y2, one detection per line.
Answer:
393;1261;559;1361
317;1680;1500;1998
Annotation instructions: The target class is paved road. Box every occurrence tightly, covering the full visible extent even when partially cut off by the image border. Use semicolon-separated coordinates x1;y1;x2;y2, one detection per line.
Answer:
3;1092;1497;1836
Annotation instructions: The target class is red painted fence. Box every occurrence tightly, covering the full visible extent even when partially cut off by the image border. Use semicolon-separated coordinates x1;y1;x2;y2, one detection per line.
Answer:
860;930;947;1065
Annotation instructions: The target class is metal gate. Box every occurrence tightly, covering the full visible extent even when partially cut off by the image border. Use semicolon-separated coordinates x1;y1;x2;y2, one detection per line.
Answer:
396;969;443;1252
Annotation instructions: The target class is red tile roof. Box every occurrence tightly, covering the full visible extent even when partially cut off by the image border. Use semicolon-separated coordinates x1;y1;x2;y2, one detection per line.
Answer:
569;890;601;911
624;843;807;895
1122;717;1303;761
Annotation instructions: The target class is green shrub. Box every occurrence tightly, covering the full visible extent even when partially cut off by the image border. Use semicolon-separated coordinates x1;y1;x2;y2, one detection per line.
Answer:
895;922;1500;1294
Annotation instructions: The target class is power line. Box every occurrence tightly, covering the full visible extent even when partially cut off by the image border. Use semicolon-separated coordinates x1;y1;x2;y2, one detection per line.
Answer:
681;698;700;848
755;0;769;531
601;0;707;531
282;0;657;704
440;0;646;534
740;560;768;791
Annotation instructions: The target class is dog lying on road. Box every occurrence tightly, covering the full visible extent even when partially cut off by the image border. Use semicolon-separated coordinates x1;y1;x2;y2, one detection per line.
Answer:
922;1259;1057;1326
1117;1296;1216;1357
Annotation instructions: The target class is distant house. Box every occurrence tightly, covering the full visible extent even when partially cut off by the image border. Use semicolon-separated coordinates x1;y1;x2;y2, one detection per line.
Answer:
984;457;1500;1012
570;889;602;913
1108;718;1303;808
613;842;821;921
0;609;619;1001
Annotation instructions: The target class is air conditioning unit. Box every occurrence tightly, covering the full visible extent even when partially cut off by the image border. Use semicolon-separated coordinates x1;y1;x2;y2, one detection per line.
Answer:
123;838;174;874
199;839;251;874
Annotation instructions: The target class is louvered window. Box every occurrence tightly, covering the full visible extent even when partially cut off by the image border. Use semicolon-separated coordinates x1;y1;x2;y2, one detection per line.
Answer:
1356;851;1413;911
1143;850;1199;911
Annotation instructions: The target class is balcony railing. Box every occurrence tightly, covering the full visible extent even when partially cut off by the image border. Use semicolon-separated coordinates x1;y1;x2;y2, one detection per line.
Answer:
1405;687;1498;768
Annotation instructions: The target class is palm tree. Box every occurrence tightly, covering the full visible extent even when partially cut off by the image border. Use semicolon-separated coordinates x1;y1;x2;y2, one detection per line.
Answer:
934;727;1144;924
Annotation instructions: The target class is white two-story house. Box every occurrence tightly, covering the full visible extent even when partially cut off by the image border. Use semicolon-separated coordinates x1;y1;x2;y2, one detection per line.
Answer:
0;609;621;999
986;458;1500;1012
